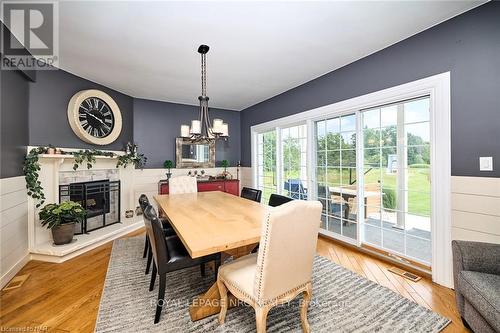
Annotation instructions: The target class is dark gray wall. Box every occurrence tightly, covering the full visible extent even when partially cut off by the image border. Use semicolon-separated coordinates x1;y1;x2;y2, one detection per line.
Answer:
1;64;30;178
28;69;134;151
240;2;500;178
133;98;240;168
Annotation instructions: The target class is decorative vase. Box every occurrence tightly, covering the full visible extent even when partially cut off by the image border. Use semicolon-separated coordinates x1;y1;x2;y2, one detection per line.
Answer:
166;172;172;180
51;222;75;245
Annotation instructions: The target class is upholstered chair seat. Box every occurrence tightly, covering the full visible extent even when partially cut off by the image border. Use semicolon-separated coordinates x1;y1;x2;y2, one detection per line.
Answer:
169;176;197;194
218;200;322;333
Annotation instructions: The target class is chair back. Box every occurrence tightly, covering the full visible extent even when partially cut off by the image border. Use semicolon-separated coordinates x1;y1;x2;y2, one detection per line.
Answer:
169;176;197;194
284;179;307;199
254;200;322;304
268;194;293;207
143;205;170;273
241;187;262;203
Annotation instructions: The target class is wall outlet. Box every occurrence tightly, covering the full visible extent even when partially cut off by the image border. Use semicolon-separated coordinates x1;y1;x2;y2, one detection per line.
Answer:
479;157;493;171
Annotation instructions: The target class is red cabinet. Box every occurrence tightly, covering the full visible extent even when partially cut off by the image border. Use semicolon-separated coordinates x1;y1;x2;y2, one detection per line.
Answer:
159;179;240;196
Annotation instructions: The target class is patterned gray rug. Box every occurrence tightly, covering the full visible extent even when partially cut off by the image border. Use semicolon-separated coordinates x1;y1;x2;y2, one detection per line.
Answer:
95;237;450;332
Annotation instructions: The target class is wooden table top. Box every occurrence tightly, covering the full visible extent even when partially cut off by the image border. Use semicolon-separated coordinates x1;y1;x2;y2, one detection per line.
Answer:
154;191;266;258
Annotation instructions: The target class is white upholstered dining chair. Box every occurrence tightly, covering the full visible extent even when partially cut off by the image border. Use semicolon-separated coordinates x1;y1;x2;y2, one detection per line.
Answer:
217;200;322;333
168;176;197;194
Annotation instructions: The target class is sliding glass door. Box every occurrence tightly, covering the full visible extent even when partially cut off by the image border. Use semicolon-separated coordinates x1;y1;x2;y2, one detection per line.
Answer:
256;130;277;204
314;114;358;241
361;97;431;264
253;96;432;265
281;124;307;200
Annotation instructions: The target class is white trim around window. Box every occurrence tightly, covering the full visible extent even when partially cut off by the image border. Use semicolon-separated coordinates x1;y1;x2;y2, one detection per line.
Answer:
251;72;452;287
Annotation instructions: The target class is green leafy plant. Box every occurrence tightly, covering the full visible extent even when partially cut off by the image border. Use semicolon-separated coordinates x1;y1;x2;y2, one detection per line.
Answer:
221;159;229;171
382;188;397;210
39;201;86;229
73;149;114;170
117;142;147;169
24;147;48;208
163;159;173;171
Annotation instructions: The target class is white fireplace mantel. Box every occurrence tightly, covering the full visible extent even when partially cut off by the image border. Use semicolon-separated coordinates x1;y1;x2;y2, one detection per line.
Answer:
27;146;143;263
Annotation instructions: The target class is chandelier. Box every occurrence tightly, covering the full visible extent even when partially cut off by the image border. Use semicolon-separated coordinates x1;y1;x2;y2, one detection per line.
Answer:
180;45;229;141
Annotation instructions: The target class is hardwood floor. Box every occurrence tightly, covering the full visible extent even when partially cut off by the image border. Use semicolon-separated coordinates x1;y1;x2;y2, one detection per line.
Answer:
1;231;468;332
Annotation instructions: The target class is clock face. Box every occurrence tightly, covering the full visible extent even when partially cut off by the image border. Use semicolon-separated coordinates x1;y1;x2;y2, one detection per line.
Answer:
78;97;115;138
68;90;122;145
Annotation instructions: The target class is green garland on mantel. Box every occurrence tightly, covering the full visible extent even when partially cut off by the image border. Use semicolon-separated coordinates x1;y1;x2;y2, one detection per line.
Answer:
24;143;147;208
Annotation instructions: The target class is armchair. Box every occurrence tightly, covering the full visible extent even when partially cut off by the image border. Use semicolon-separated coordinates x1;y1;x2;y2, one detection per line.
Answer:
452;240;500;333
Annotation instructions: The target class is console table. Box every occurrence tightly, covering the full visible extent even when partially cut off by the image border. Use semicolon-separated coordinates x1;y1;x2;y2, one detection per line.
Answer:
158;179;240;196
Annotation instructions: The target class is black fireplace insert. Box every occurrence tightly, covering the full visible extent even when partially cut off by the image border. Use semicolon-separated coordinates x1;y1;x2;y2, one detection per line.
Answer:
59;180;120;234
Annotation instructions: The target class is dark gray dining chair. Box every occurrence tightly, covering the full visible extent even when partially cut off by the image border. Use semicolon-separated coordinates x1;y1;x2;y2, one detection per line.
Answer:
241;187;262;203
143;205;221;324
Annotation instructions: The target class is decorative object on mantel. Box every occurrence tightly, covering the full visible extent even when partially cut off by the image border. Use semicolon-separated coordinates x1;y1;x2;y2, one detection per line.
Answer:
125;210;134;218
163;160;173;179
39;201;86;245
24;142;147;207
237;160;241;180
67;89;123;145
47;144;56;155
116;142;147;169
180;45;229;142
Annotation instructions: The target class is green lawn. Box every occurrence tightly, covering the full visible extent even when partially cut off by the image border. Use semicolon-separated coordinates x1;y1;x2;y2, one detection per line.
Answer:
261;165;430;216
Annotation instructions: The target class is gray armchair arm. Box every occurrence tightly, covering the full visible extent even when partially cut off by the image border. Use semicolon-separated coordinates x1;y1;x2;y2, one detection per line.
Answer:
452;240;500;316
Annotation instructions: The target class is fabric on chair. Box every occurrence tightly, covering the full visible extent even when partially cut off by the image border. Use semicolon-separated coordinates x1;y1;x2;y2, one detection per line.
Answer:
458;271;500;332
169;176;197;194
219;200;322;305
241;187;262;203
268;194;293;207
254;200;322;304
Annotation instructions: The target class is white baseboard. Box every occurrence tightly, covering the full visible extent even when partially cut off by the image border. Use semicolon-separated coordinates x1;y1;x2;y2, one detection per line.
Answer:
1;251;30;289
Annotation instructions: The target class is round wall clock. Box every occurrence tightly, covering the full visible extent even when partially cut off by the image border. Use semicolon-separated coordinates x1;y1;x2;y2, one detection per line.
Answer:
67;89;122;145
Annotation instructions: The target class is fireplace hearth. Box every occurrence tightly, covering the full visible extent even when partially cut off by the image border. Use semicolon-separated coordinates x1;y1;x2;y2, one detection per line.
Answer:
59;180;120;234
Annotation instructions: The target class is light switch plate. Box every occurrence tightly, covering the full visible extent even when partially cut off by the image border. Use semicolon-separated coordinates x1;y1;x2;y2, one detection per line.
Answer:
479;157;493;171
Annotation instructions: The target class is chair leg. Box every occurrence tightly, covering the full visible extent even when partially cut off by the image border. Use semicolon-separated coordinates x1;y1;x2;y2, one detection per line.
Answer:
255;305;270;333
300;283;312;333
217;278;228;324
154;274;166;324
145;248;152;274
149;262;157;291
200;263;206;277
143;235;149;258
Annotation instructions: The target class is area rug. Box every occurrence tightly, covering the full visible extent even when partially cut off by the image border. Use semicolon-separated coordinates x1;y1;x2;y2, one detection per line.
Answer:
95;237;450;332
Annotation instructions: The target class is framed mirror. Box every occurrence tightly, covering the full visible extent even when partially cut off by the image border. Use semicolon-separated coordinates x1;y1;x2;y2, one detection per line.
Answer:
176;138;215;168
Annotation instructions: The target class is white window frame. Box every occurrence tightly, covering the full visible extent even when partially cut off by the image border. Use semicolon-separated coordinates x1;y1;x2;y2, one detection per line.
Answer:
251;72;451;287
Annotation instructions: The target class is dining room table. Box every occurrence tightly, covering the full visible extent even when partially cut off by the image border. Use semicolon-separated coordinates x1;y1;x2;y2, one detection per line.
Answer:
154;191;267;321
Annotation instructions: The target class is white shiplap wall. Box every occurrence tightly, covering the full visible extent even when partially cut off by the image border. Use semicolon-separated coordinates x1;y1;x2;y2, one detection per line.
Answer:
451;176;500;243
1;176;30;288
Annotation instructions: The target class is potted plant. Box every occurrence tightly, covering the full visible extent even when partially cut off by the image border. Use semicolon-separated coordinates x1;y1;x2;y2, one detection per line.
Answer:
163;159;174;179
220;160;232;179
39;201;86;245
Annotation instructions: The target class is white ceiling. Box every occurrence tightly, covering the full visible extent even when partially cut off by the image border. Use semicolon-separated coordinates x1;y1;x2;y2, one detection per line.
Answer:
54;1;484;111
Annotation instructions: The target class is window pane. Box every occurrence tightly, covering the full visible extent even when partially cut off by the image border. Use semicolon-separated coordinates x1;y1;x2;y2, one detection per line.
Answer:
326;168;341;186
407;191;431;217
380;126;396;147
364;128;380;148
326;118;340;134
341;149;356;168
406;236;431;263
341;131;356;149
406;122;430;145
363;108;379;129
343;221;357;240
326;150;340;166
381;105;397;127
317;151;326;167
341;114;356;131
405;98;429;123
407;145;430;166
364;149;380;167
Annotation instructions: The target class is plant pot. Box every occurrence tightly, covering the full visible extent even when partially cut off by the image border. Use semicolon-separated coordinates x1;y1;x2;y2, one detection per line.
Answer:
51;223;75;245
166;172;172;180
